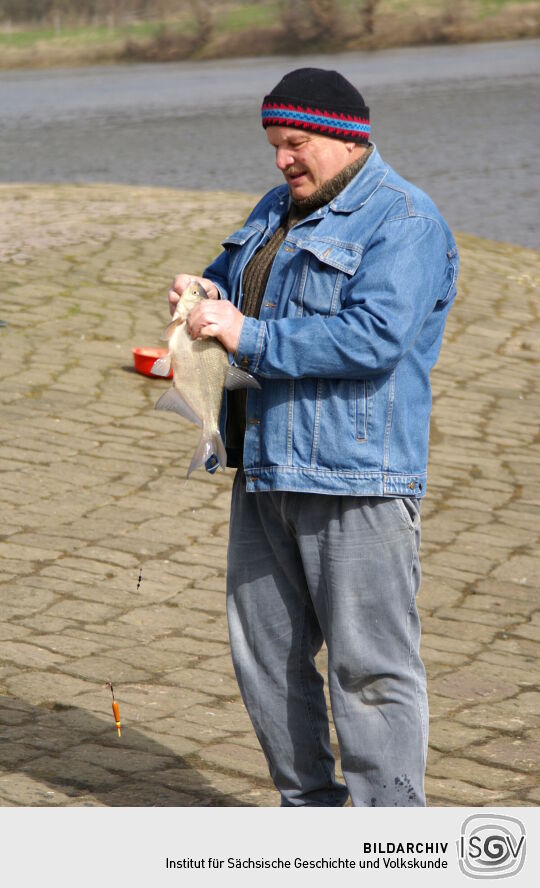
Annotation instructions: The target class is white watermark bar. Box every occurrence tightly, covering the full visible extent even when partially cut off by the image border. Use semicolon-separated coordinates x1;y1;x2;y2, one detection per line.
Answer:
1;807;537;886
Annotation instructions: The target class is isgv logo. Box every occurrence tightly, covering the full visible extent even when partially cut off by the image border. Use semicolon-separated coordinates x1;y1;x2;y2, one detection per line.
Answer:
458;814;526;879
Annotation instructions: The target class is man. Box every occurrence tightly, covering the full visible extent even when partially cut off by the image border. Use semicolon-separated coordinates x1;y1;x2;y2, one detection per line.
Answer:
169;68;458;807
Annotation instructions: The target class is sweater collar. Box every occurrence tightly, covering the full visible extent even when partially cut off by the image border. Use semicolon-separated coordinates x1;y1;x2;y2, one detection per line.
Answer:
289;144;374;223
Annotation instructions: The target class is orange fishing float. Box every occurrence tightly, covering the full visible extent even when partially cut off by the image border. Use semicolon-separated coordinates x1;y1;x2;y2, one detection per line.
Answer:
107;682;121;737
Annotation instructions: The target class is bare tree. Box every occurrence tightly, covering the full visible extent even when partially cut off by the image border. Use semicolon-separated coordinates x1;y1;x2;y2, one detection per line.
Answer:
308;0;339;37
190;0;213;44
361;0;379;37
280;0;341;43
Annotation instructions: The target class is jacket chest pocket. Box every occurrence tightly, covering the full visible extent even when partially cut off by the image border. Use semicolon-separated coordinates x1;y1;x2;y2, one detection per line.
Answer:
221;224;264;300
293;238;363;317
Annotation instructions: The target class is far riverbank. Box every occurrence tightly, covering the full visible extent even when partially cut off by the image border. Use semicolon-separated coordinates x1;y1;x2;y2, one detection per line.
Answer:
0;1;539;70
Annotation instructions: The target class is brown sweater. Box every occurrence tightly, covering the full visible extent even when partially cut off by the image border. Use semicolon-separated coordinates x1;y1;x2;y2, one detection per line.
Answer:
227;145;374;466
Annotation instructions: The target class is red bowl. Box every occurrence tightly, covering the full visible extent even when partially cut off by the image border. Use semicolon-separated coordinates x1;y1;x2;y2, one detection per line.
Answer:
132;347;172;379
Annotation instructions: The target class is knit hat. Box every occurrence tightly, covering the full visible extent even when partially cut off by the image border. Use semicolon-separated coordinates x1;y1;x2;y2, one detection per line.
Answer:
261;67;370;144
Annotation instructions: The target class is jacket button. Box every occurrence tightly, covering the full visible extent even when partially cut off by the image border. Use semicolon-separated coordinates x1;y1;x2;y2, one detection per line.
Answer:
242;357;249;367
408;481;416;490
249;476;256;482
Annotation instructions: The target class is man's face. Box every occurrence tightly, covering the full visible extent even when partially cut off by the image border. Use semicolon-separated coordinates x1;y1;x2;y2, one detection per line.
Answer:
266;126;361;199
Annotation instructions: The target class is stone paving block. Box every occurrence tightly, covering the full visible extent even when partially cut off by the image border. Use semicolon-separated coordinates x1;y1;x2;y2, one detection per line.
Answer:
470;737;540;772
194;575;228;594
0;738;46;767
183;620;229;643
123;730;201;759
77;683;214;720
424;776;509;806
427;756;530;791
427;693;462;719
416;578;463;611
4;671;97;706
117;645;196;673
511;620;540;643
422;563;480;583
429;720;492;753
495;509;540;531
0;773;78;806
75;742;177;774
27;752;123;792
460;592;534;618
164;667;238;697
28;634;108;658
426;550;495;575
0;587;58;613
53;556;126;578
118;603;209;631
171;588;225;614
197;742;270;780
95;781;198;806
1;640;67;669
431;607;522;630
432;663;522;701
488;637;540;661
456;692;540;732
0;624;32;641
197;654;235;674
46;599;121;623
59;655;150;683
155;767;252;799
149;717;232;744
472;657;538;688
421;647;470;668
64;627;154;649
421;632;483;656
183;703;253;734
157;636;230;657
73;546;140;568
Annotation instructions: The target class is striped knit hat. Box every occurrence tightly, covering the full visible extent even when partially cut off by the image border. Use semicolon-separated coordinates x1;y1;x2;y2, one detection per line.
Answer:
261;67;370;144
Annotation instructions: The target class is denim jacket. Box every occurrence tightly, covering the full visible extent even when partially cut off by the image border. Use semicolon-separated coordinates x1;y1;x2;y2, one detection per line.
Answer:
203;146;458;497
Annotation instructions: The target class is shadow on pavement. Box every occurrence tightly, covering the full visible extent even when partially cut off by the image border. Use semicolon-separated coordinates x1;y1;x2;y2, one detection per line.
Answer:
0;695;250;807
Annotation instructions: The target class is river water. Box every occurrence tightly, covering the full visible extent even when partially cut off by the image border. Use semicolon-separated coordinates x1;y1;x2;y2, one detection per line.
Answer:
0;40;538;248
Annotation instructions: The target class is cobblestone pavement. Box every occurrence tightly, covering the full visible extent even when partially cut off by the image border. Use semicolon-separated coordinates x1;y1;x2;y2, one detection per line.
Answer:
0;184;538;807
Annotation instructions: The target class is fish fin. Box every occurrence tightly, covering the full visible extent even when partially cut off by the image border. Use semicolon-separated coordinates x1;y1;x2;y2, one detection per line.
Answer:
155;387;203;427
224;365;261;391
150;354;172;377
161;318;183;342
187;429;227;478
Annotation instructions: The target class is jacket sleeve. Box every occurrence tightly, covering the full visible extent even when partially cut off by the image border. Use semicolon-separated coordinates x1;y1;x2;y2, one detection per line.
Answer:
202;249;232;302
234;216;455;379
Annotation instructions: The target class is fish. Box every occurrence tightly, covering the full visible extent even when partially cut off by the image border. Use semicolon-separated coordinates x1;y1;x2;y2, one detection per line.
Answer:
151;281;260;477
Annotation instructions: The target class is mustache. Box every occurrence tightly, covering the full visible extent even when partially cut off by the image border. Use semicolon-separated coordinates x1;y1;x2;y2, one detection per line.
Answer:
285;167;305;177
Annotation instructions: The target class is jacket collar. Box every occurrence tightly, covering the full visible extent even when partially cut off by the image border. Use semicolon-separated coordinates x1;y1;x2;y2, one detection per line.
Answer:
328;145;388;213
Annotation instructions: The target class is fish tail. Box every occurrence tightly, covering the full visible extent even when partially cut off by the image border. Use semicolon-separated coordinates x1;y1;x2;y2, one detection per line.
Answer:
187;427;227;478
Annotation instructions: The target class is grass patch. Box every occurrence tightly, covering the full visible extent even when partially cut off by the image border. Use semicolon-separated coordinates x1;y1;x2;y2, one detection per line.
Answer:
217;1;280;32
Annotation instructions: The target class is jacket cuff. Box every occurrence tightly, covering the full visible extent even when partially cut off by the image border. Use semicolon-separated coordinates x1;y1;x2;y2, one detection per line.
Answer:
235;316;266;374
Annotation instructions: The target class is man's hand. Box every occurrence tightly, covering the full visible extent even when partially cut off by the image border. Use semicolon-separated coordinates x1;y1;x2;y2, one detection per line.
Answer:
186;299;244;355
168;273;220;316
